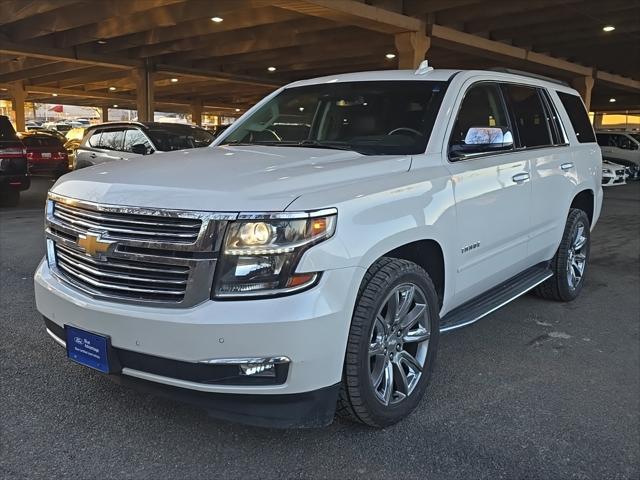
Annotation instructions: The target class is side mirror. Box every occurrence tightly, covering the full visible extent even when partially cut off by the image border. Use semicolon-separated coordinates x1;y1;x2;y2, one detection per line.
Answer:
451;127;514;159
131;143;149;155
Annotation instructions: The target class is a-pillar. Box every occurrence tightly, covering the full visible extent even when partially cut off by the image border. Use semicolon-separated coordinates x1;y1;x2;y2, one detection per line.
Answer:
9;82;26;131
571;76;594;111
191;102;203;126
101;105;109;123
132;62;155;122
394;31;431;70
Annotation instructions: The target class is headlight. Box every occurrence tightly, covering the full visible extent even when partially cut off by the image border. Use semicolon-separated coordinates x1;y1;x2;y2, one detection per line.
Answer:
213;209;337;298
603;169;612;174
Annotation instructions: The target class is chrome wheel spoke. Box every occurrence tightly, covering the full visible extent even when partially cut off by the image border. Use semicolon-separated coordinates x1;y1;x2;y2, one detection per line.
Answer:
381;360;394;405
403;325;430;343
573;235;587;251
395;285;415;321
399;302;425;330
392;358;410;397
398;350;423;376
370;356;387;388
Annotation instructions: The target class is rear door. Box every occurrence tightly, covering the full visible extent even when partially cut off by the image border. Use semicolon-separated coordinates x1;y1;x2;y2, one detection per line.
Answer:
502;83;575;264
444;81;533;304
76;128;125;166
120;127;153;160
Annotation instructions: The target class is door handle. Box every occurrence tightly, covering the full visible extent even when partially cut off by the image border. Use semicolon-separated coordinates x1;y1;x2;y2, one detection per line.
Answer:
560;162;574;171
512;172;530;183
89;153;97;159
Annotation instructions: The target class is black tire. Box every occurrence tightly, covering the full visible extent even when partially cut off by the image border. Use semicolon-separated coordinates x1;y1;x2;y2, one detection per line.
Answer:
337;257;440;427
0;189;20;207
535;208;591;302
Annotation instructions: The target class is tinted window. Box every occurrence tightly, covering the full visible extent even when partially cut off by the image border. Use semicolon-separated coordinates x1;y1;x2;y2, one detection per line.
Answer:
223;81;448;155
0;116;18;140
449;82;510;156
502;84;552;148
123;128;151;153
21;136;62;148
557;92;596;143
97;129;125;151
540;89;566;145
596;133;610;146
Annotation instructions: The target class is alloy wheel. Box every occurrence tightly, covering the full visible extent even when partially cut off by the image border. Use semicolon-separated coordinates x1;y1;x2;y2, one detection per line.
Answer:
368;283;431;406
567;222;587;289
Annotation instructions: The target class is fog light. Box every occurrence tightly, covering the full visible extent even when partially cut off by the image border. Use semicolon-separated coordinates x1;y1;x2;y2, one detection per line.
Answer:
239;362;276;377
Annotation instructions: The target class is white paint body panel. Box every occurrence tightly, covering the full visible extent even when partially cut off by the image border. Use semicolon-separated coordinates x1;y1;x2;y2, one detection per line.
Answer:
36;69;603;396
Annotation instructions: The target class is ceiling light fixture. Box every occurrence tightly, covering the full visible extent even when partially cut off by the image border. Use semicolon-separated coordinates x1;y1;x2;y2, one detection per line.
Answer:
97;39;107;45
211;16;223;23
609;98;616;103
170;78;179;83
602;25;615;32
267;66;276;72
112;104;118;108
108;86;116;91
235;108;241;112
385;53;396;59
52;93;58;97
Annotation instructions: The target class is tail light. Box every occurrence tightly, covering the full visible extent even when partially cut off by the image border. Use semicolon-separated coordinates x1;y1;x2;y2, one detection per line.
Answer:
26;151;35;160
1;147;26;158
53;151;67;160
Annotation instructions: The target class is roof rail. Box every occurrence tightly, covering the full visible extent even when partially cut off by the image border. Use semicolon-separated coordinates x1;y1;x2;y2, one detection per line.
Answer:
489;68;569;87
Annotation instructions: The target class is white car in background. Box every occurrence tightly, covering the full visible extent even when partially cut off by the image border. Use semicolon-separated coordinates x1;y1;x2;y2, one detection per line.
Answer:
596;130;640;180
601;160;626;186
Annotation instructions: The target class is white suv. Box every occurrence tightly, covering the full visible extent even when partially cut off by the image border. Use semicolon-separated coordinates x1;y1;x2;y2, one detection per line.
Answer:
35;66;603;428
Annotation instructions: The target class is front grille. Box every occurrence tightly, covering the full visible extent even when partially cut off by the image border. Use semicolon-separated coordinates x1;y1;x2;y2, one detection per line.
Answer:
55;243;190;302
46;193;234;307
615;169;624;175
52;201;203;243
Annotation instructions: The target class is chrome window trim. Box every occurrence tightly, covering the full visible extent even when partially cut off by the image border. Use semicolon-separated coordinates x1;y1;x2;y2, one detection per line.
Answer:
237;207;337;220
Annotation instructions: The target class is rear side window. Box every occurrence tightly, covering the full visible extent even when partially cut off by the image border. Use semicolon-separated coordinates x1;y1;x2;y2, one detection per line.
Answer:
557;92;596;143
502;84;552;148
87;130;102;148
123;128;152;152
21;136;62;147
596;133;610;146
97;129;125;151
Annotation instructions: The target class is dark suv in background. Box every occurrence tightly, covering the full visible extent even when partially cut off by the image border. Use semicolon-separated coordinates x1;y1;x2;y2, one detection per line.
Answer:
73;122;215;169
0;115;30;206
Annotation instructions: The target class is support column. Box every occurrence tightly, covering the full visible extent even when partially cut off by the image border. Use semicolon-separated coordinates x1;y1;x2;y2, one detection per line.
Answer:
394;31;431;70
191;102;203;126
9;82;26;131
571;76;594;111
132;61;155;122
101;105;109;123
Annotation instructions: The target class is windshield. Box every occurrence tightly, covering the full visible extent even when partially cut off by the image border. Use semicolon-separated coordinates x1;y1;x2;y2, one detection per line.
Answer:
630;133;640;142
0;116;18;141
222;81;447;155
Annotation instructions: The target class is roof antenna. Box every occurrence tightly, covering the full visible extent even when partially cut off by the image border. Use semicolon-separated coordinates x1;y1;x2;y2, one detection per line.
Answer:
415;60;433;75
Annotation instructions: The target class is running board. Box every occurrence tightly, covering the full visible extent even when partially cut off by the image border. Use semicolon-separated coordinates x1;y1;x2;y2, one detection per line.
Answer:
440;263;553;332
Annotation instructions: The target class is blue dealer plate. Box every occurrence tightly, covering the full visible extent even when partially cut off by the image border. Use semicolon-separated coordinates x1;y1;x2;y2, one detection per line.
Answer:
65;325;110;373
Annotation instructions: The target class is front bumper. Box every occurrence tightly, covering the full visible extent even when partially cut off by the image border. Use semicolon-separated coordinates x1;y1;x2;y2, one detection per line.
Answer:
35;259;364;424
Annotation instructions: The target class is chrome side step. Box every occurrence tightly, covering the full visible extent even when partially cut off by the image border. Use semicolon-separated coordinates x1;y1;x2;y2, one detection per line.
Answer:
440;263;553;332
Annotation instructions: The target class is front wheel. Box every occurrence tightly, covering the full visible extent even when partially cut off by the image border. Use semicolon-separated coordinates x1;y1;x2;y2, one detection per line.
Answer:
338;258;440;427
535;208;591;301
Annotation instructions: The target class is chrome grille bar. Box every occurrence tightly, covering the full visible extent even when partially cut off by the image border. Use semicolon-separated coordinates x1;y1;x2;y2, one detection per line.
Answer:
46;192;237;307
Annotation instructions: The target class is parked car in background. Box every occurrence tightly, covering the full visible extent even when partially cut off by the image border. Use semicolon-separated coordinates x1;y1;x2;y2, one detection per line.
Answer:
596;130;640;180
0;115;30;206
37;68;603;428
17;131;68;178
74;122;215;168
601;160;626;186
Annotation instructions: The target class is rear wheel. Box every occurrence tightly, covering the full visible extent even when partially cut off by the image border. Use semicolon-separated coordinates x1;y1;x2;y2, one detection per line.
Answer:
338;257;440;427
535;208;590;301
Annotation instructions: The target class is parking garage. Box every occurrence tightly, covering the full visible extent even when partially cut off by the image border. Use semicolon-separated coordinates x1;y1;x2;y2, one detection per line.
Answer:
0;1;639;478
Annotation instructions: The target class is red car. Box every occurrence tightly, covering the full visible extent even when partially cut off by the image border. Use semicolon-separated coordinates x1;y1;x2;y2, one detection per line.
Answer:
18;131;68;178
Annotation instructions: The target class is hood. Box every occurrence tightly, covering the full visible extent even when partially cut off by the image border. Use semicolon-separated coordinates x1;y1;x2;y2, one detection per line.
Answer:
51;145;411;212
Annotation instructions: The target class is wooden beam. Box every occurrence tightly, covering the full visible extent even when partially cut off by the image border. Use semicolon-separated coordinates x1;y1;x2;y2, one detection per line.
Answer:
155;64;281;88
0;0;81;27
403;0;484;15
8;81;25;131
395;31;430;69
23;85;135;102
596;71;640;93
0;39;141;69
0;61;89;83
273;0;424;34
572;76;595;111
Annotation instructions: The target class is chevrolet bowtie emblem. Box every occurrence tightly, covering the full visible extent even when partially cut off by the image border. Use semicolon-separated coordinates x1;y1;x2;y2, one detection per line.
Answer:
77;232;113;258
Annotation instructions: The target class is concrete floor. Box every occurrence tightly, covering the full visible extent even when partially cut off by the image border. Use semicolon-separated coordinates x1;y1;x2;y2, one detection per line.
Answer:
1;178;638;479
